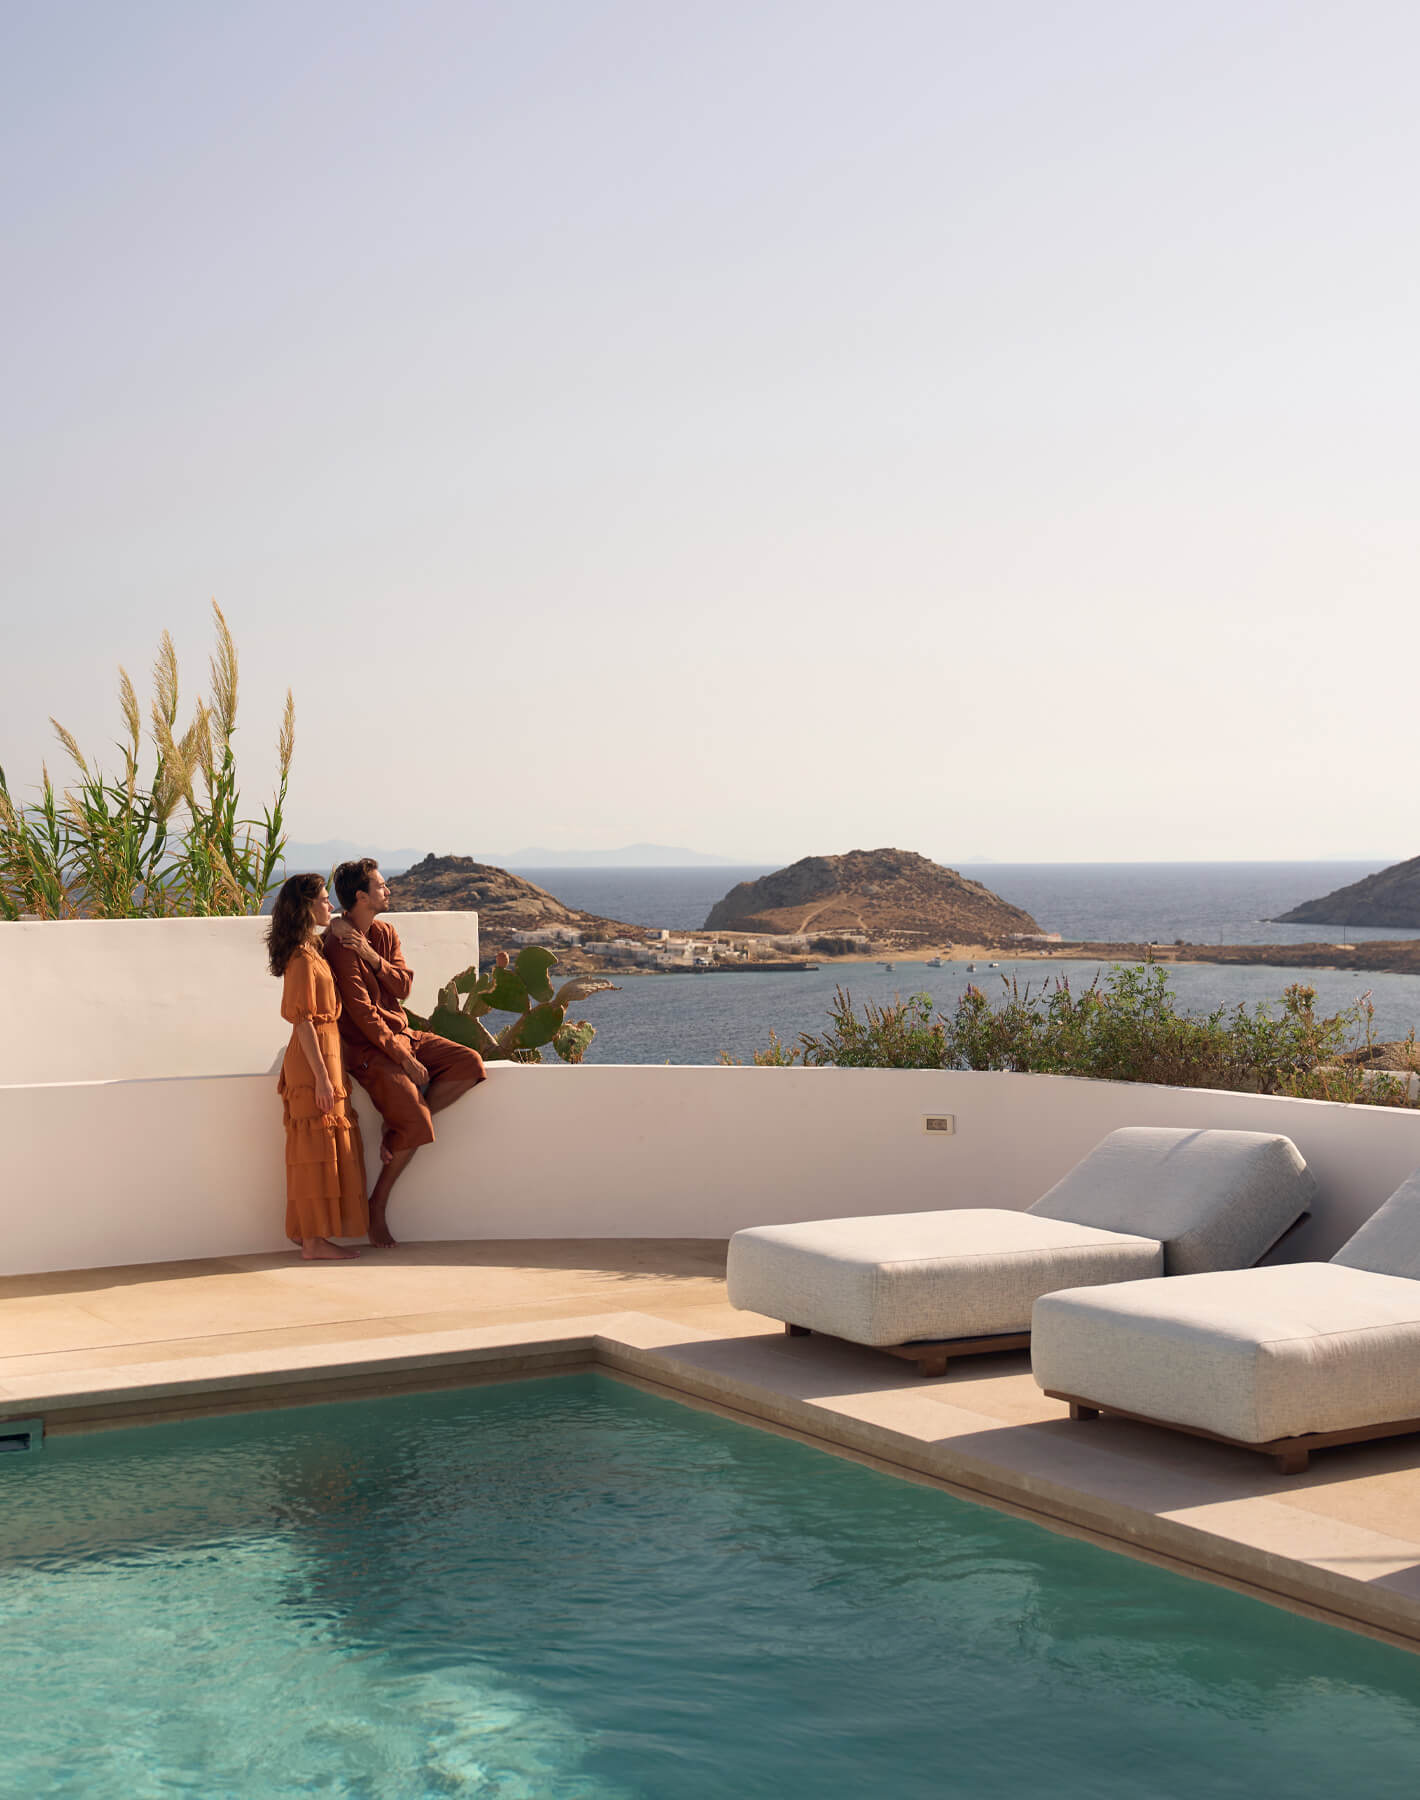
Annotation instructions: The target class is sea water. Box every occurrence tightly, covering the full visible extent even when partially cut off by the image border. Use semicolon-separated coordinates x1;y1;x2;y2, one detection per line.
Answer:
568;957;1420;1065
4;1375;1419;1799
509;864;1420;1061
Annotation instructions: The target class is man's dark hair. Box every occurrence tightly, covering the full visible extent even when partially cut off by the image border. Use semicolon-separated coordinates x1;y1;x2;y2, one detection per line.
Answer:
333;857;380;912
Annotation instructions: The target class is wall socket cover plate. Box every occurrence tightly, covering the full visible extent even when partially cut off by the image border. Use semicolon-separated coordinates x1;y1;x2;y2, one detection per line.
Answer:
922;1115;956;1135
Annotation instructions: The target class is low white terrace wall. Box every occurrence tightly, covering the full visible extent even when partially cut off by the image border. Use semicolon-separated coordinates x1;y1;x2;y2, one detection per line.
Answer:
0;912;479;1085
5;1063;1420;1278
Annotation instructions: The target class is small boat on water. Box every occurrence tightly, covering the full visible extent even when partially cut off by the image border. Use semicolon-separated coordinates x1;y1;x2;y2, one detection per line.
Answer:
925;956;943;967
881;961;894;972
965;962;976;972
988;961;1000;968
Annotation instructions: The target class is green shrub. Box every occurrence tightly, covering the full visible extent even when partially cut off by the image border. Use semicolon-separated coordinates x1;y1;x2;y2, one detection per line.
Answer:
735;966;1419;1107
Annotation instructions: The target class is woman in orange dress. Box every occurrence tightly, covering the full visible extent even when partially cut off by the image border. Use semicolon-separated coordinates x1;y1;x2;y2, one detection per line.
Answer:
267;874;369;1259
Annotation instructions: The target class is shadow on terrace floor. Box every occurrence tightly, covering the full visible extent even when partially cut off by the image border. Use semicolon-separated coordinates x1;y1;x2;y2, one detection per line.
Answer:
0;1239;731;1301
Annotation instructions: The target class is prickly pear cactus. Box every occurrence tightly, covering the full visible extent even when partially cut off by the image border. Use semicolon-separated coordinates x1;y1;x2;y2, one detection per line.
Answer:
553;1017;596;1063
403;948;617;1063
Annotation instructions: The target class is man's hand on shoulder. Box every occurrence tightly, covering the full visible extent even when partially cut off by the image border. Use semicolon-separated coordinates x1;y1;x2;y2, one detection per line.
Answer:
327;918;380;968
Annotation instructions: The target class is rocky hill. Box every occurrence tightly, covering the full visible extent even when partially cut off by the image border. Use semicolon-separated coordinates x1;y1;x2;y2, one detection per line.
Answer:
703;848;1042;944
384;854;645;956
1274;855;1420;929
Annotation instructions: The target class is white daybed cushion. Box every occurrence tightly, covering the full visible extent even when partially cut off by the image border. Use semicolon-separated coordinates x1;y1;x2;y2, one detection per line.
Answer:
726;1209;1162;1347
1029;1127;1314;1275
1032;1263;1420;1443
1331;1170;1420;1279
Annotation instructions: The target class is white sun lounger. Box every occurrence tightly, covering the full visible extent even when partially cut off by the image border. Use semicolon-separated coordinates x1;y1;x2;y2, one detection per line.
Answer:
726;1127;1315;1376
1032;1169;1420;1473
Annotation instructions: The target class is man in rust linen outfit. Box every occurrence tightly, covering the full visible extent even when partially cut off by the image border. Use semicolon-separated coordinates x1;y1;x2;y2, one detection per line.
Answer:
324;858;486;1246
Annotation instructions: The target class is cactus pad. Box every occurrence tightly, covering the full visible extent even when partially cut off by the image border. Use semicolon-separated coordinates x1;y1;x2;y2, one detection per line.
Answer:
516;1001;567;1049
514;945;559;1003
554;1018;596;1063
553;976;619;1007
427;1003;499;1057
481;965;530;1013
415;950;620;1062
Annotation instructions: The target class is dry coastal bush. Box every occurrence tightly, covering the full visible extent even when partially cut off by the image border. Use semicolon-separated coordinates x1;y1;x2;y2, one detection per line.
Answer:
732;965;1420;1107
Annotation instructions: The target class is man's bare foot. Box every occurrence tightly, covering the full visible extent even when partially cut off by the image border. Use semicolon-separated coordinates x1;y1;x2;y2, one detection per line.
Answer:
301;1238;360;1261
368;1202;398;1249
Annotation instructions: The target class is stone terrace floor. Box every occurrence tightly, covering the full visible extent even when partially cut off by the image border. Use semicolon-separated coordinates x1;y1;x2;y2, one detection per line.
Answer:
3;1240;1420;1652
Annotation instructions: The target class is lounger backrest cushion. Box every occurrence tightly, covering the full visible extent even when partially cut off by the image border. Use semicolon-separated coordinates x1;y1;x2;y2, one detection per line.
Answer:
1027;1126;1314;1275
1331;1169;1420;1279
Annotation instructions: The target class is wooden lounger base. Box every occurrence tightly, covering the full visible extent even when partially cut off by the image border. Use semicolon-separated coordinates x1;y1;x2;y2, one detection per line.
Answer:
1044;1389;1420;1476
784;1322;1031;1378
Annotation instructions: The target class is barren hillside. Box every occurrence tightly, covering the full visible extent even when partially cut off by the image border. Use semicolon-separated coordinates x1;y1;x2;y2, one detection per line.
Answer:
704;848;1041;944
385;854;645;957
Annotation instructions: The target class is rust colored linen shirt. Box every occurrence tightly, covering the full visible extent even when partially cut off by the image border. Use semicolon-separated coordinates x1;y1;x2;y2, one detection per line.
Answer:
324;917;416;1062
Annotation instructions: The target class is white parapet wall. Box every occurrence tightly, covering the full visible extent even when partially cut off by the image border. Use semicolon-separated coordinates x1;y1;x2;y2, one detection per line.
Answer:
4;1062;1420;1278
0;912;479;1084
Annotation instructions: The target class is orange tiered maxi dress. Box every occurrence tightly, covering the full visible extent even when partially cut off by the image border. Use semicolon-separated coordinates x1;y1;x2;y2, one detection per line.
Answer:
278;943;368;1244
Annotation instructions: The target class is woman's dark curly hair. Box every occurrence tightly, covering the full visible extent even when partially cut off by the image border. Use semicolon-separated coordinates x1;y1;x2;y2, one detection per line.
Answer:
266;873;327;976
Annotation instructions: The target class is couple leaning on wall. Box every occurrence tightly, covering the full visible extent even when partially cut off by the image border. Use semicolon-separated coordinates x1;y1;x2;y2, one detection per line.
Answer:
267;858;486;1260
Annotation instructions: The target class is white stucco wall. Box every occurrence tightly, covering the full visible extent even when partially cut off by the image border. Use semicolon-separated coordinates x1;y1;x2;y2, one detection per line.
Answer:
0;913;479;1084
5;1063;1419;1278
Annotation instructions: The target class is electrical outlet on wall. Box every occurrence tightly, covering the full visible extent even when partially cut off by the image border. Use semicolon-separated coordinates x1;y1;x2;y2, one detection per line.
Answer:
922;1115;956;1135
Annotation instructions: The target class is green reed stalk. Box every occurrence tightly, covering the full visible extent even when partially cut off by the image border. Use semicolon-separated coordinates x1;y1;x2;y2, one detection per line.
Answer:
0;603;294;920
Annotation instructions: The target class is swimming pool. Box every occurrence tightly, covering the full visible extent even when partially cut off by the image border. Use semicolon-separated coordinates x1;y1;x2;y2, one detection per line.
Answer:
4;1374;1419;1798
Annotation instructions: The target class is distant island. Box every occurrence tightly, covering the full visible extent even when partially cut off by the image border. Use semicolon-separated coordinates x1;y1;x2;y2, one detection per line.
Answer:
381;848;1420;979
1274;854;1420;929
383;847;1047;971
385;854;824;972
494;843;743;869
704;848;1043;946
385;855;644;954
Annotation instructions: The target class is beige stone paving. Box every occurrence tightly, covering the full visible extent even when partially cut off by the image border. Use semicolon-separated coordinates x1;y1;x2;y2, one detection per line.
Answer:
0;1240;752;1367
4;1240;1420;1648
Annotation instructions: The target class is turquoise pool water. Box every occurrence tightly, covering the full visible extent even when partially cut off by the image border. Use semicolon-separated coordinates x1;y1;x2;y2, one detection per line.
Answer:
3;1375;1419;1798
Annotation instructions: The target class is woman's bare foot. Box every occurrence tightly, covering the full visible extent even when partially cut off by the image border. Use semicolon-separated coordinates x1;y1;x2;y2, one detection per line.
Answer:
301;1237;360;1260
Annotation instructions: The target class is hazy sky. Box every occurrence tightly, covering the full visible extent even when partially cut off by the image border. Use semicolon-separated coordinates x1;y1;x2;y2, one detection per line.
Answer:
4;1;1417;864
